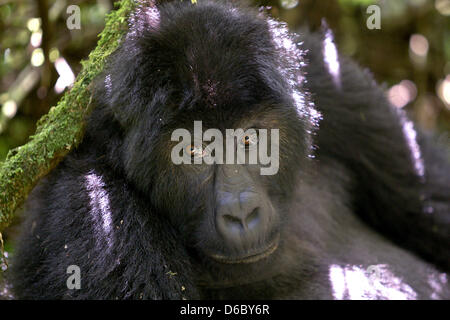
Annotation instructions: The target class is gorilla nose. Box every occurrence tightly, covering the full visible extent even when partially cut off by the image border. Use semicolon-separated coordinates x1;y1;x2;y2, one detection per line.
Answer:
222;207;261;235
216;191;267;244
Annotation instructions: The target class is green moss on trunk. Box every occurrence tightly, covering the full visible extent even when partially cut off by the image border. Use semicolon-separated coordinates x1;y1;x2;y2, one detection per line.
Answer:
0;0;136;230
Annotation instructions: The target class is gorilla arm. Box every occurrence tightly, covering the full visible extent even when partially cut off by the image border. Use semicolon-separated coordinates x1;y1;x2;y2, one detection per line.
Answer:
301;31;450;271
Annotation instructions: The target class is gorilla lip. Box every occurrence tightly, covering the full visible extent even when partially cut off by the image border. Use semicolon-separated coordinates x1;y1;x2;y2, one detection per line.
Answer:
209;235;280;264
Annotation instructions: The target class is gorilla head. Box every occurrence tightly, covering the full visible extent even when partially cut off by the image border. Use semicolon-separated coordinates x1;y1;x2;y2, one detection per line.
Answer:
96;0;317;286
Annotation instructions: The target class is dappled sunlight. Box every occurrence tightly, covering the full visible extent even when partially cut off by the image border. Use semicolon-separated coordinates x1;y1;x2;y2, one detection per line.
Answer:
85;171;114;250
127;4;160;41
388;80;417;108
54;57;75;94
397;111;425;177
267;18;322;128
328;264;417;300
428;272;448;300
437;75;450;108
105;74;112;98
409;34;428;66
322;29;341;88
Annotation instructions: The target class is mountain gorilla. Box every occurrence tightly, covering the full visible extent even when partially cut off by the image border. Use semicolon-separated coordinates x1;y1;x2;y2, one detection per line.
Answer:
10;0;450;299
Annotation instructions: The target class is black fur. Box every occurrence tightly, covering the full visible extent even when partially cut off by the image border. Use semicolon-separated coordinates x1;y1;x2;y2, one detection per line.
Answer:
10;0;450;299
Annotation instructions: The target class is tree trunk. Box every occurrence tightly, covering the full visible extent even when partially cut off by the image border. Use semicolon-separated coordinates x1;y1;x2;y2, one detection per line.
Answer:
0;0;136;230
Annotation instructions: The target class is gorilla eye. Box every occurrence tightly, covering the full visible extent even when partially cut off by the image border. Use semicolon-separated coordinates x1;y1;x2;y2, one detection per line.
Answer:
243;135;251;146
240;131;258;149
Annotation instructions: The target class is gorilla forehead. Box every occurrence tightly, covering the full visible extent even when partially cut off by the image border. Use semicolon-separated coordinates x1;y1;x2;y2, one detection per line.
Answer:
134;1;285;112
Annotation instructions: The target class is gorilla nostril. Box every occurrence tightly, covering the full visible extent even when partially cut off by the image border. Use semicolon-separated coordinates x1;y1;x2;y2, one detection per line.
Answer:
223;214;245;234
220;207;264;239
246;208;260;231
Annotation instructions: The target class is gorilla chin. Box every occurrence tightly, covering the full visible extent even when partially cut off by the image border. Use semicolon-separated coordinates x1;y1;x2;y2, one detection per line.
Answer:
196;240;288;289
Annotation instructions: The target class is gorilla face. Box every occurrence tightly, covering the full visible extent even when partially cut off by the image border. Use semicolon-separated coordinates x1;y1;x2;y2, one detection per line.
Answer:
146;104;309;268
98;0;317;286
143;106;310;286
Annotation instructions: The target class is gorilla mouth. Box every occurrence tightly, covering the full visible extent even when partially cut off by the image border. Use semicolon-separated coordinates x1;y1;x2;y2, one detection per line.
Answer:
210;235;280;264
